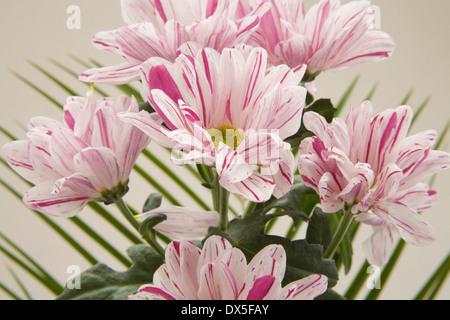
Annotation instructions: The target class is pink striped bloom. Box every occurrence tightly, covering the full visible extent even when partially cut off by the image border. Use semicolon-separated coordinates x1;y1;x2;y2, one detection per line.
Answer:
80;0;270;85
119;47;307;203
298;102;450;266
128;236;328;300
243;0;395;80
136;206;220;240
1;92;150;217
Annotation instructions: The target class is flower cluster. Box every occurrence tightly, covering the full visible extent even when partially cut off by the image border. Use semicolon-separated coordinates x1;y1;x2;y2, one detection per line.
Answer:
2;92;150;216
128;236;328;300
2;0;449;301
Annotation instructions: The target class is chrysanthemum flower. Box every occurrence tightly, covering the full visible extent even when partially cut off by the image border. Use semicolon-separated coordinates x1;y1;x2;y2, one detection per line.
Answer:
128;235;328;300
297;102;450;266
119;47;307;203
243;0;395;80
2;92;150;217
79;0;270;84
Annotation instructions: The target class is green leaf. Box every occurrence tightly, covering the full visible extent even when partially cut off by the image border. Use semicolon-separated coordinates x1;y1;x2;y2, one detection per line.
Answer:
56;245;164;300
263;177;319;215
316;289;346;300
206;210;339;289
139;101;156;114
142;193;163;213
285;99;336;148
306;207;332;251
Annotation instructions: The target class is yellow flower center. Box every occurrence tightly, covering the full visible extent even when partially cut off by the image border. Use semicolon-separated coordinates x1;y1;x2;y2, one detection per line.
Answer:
207;126;244;150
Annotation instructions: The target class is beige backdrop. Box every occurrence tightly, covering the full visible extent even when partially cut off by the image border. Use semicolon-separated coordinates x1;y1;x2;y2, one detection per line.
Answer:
0;0;449;300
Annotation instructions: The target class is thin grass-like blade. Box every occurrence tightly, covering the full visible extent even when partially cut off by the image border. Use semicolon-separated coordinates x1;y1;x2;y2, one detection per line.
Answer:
399;88;415;105
48;58;110;97
414;253;450;300
141;149;211;211
27;60;80;97
0;282;23;300
335;74;360;116
410;95;432;128
5;264;33;300
0;176;99;267
0;243;62;295
10;71;62;109
364;82;379;101
0;232;62;295
133;163;182;206
365;240;406;300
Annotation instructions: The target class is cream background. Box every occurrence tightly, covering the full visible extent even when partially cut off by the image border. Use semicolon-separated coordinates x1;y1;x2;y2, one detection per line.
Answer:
0;0;448;300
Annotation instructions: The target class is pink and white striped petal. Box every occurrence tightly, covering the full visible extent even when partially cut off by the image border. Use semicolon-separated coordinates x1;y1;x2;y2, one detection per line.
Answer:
73;147;122;191
2;140;39;185
137;206;220;240
374;201;437;247
280;274;328;300
128;285;176;300
361;224;396;267
23;176;99;218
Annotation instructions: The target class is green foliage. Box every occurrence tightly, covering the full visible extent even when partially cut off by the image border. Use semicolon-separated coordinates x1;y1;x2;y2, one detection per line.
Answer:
142;193;163;213
56;245;163;300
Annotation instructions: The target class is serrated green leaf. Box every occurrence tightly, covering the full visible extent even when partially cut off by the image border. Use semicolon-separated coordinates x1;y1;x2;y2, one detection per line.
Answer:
56;245;164;300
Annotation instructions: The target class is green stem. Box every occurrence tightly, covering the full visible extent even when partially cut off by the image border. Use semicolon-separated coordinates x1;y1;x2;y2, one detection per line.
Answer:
217;184;230;231
115;198;165;258
323;208;354;260
206;167;230;231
